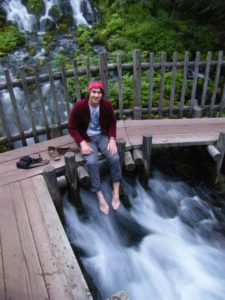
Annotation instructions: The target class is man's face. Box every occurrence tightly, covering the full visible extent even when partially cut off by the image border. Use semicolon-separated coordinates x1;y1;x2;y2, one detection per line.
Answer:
89;87;103;107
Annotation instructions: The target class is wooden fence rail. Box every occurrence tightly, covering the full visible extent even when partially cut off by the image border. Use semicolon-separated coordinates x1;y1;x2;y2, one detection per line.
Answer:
0;49;225;149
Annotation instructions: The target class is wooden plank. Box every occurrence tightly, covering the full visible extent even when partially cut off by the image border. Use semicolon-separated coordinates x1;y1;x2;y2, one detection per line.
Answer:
85;57;92;84
133;49;141;119
158;52;166;118
20;178;77;300
10;181;49;299
210;51;223;117
190;51;200;114
4;69;27;146
0;226;6;300
73;59;81;100
219;82;225;115
201;51;212;115
128;133;219;149
0;151;83;187
31;176;92;300
0;184;45;300
148;52;154;117
179;52;189;118
169;52;177;118
0;95;14;149
47;63;62;127
61;62;71;118
117;53;123;118
34;65;50;139
20;68;39;143
0;134;77;164
99;52;108;96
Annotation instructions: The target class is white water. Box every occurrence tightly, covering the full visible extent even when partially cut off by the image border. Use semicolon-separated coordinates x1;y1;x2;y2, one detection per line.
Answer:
39;0;59;34
1;0;94;33
64;172;225;300
1;0;36;32
69;0;89;26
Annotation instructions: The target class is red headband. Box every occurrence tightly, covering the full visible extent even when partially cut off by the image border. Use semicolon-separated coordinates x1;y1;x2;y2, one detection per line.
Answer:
88;81;104;91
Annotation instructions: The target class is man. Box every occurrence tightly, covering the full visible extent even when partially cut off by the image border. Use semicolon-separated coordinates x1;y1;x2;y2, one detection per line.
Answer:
68;81;121;215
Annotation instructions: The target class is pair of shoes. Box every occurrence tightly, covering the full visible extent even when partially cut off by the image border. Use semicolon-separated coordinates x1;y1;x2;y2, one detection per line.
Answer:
48;146;79;160
16;154;49;169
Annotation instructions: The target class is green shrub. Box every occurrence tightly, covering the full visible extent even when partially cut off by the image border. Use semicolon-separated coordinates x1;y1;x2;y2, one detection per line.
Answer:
0;25;25;56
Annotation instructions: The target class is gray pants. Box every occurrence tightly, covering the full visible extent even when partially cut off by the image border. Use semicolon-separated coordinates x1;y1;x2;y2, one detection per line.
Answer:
83;134;121;192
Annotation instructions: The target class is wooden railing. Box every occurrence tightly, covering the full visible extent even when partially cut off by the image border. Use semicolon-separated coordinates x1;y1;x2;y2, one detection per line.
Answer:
0;49;225;148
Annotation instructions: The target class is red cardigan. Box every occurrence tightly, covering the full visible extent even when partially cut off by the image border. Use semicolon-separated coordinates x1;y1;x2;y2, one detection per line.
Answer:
68;98;117;144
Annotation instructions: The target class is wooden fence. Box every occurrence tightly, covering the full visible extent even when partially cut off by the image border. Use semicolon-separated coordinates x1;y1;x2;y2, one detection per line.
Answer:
0;49;225;149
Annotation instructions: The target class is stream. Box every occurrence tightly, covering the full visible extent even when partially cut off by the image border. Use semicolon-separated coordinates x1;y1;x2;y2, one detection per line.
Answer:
63;171;225;300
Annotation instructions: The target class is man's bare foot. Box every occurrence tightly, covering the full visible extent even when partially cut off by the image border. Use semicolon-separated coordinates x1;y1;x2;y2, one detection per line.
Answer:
112;181;120;210
96;191;109;215
112;193;120;210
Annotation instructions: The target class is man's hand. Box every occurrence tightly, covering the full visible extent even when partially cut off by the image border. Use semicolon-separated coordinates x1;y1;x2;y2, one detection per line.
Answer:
80;140;93;155
107;138;117;155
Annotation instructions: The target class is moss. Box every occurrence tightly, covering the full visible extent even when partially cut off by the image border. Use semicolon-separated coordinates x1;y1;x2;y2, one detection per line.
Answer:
27;0;45;18
0;24;25;56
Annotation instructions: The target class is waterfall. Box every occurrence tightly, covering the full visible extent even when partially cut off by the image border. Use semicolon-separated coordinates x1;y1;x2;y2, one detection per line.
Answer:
39;0;59;34
1;0;95;33
1;0;37;32
69;0;88;26
64;172;225;300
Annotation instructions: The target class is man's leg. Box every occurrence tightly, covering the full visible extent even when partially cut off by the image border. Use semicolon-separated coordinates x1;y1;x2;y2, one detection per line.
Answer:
83;140;109;214
98;135;122;210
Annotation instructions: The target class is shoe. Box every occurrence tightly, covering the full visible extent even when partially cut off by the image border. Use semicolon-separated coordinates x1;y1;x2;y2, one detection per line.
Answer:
16;154;49;169
48;146;60;161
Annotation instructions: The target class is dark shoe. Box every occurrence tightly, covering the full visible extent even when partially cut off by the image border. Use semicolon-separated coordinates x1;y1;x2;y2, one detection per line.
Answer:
16;154;49;169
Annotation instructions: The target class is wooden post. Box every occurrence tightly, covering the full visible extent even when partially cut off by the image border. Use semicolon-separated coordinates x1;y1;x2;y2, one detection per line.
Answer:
133;49;142;120
64;152;85;213
124;151;135;172
216;131;225;182
116;138;126;168
64;152;78;197
132;148;144;166
77;165;91;187
57;175;67;188
140;135;152;187
50;124;61;138
43;165;63;220
193;106;202;118
99;52;108;96
207;144;221;162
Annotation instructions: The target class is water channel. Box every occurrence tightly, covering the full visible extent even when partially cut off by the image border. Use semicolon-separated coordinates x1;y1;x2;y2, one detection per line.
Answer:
63;154;225;300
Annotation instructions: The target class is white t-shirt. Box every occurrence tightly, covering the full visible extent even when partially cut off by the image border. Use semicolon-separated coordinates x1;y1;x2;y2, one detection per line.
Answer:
87;104;102;136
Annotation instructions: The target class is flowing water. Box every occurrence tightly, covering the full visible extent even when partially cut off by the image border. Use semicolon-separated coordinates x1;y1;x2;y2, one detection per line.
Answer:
64;171;225;300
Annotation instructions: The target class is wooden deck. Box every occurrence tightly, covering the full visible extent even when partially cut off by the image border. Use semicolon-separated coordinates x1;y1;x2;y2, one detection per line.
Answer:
1;117;225;300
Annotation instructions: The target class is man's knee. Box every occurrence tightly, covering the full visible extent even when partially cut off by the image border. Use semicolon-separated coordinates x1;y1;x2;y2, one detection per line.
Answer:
108;153;120;165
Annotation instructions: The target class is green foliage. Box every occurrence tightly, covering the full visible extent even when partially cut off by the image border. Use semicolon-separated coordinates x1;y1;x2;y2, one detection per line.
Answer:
108;70;192;110
92;0;225;55
76;25;93;53
27;0;44;17
53;53;72;69
41;32;55;52
0;25;25;56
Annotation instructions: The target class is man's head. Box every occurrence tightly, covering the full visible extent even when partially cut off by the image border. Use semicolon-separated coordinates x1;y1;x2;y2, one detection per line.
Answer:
88;81;104;107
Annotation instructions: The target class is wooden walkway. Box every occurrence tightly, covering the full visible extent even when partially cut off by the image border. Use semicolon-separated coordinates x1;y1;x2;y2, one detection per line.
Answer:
1;118;225;300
